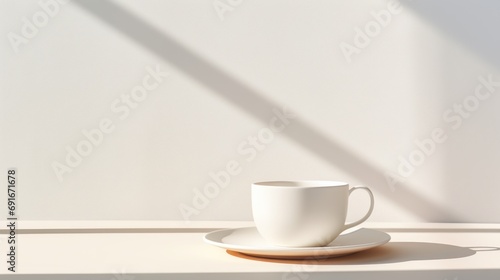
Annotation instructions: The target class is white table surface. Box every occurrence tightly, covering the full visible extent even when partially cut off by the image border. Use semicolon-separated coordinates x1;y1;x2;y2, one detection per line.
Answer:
0;221;499;280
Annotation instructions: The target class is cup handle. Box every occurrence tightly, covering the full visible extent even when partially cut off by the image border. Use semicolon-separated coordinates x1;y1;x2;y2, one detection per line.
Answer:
342;185;374;231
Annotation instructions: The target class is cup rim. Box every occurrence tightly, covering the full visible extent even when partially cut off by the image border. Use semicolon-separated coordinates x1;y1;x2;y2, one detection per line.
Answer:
252;180;349;188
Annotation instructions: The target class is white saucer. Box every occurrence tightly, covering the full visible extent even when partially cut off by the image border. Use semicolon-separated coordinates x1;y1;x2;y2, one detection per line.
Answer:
204;227;390;259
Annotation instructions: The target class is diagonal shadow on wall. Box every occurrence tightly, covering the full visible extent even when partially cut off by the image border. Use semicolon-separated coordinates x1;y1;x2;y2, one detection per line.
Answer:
74;0;460;222
402;0;500;69
402;0;500;223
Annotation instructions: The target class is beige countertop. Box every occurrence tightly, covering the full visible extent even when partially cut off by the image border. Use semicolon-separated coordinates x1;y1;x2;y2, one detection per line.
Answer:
0;221;499;279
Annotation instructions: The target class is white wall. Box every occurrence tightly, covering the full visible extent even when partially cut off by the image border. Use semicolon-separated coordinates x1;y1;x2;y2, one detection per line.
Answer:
1;0;500;223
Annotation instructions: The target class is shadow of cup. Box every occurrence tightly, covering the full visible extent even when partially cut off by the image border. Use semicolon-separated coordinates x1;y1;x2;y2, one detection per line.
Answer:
327;242;476;265
227;242;486;265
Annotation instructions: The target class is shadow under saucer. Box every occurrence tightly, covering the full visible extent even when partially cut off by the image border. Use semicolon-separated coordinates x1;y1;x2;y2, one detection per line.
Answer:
227;241;478;265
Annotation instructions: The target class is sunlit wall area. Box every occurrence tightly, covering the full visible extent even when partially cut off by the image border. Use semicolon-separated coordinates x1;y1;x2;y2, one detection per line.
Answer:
1;0;499;223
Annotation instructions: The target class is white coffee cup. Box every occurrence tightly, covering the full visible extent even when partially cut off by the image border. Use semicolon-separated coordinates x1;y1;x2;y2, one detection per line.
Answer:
252;180;374;247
